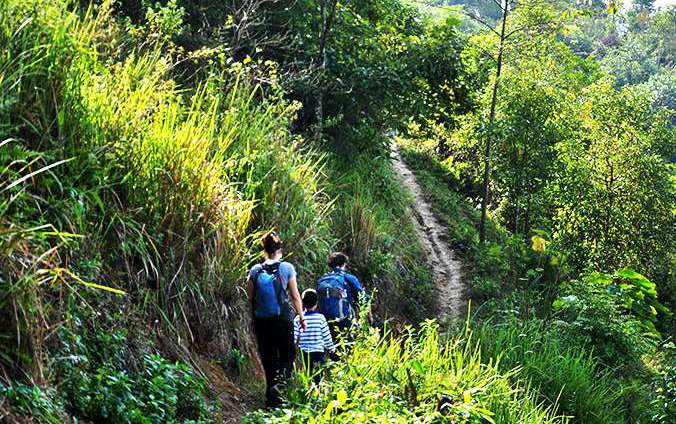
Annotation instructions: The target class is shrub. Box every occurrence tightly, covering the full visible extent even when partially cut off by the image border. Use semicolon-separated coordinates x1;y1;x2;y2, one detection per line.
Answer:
649;342;676;424
57;321;210;423
552;270;666;369
0;382;65;423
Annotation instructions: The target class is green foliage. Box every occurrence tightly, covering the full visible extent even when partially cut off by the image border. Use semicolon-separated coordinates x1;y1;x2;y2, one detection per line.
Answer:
248;321;565;423
395;4;674;421
393;132;671;421
408;0;673;296
602;6;674;86
227;348;247;378
0;0;336;349
144;0;185;40
474;319;625;423
1;0;335;414
57;321;210;423
446;2;600;237
554;269;669;338
562;3;675;117
395;138;545;307
552;270;664;369
550;80;674;284
0;383;65;423
649;343;676;424
2;0;673;422
221;0;476;144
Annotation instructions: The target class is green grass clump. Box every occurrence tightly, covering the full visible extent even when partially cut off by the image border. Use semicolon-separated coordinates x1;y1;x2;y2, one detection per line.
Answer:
248;320;565;423
0;0;334;282
474;319;625;423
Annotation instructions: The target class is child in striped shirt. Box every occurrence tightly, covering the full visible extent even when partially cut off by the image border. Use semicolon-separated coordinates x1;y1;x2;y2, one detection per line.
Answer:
294;289;335;383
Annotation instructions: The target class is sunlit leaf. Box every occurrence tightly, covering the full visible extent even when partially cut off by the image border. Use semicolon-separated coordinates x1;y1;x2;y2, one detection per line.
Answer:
337;389;347;406
531;235;546;252
411;360;424;375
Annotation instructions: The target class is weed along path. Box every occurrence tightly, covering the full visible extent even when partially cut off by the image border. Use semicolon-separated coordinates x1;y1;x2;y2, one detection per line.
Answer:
390;142;466;323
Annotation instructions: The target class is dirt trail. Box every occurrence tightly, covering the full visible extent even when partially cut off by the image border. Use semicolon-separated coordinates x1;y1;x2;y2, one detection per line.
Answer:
390;143;466;323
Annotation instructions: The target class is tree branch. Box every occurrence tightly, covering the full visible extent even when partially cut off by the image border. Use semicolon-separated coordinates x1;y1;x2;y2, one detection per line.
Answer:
463;10;501;37
504;20;559;40
490;0;507;12
473;44;498;63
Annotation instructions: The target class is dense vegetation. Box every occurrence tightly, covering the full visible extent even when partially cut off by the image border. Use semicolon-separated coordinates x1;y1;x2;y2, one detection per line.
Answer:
1;0;673;423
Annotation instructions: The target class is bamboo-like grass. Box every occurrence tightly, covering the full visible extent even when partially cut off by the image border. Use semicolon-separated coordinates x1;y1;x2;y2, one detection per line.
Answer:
1;0;335;380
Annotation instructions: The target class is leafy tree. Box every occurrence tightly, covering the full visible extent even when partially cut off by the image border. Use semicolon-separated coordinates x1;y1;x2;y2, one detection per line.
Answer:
633;0;655;13
489;46;594;235
444;0;503;21
461;0;568;241
548;80;674;283
559;2;621;59
602;6;675;87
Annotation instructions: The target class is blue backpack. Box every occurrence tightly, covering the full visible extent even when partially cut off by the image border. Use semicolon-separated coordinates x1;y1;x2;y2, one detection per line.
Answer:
316;271;351;322
252;262;290;319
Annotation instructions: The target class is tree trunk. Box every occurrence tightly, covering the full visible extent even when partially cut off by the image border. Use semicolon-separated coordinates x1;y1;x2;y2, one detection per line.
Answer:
314;0;338;142
479;0;509;243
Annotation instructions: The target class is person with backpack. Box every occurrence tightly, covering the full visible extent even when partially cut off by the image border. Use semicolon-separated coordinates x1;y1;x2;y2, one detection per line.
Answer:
316;252;366;342
247;231;305;408
293;289;335;384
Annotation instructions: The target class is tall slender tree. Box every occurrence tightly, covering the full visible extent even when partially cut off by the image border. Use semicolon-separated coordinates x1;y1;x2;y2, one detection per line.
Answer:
466;0;570;242
314;0;340;141
477;0;510;243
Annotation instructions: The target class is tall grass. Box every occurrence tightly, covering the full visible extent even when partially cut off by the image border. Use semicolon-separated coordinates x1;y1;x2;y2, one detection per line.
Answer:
248;320;566;423
474;319;626;423
0;0;335;384
326;151;435;322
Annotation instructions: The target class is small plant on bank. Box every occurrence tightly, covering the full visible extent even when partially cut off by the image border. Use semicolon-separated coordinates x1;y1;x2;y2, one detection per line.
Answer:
56;322;211;423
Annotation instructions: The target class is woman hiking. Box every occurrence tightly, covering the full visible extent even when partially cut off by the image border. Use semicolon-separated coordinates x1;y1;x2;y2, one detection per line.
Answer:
247;231;305;408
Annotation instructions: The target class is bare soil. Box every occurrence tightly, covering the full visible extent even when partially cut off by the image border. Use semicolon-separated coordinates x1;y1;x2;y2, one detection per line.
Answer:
390;143;466;323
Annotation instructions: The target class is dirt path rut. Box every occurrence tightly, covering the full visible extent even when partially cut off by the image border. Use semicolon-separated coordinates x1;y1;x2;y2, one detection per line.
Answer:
390;143;465;323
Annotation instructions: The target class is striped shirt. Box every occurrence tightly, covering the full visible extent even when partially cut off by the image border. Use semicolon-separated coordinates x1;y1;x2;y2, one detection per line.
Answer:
294;311;335;353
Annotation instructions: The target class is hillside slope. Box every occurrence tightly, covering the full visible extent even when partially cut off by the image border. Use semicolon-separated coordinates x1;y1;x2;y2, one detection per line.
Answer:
0;1;435;421
1;0;673;423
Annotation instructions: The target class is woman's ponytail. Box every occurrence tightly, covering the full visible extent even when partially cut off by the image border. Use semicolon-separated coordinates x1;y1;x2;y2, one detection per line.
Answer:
261;231;282;255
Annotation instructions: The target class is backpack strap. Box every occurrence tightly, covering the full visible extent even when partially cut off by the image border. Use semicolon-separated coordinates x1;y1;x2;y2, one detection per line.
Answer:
331;270;349;290
250;266;262;310
262;261;282;288
319;271;345;289
320;286;343;298
336;270;359;303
